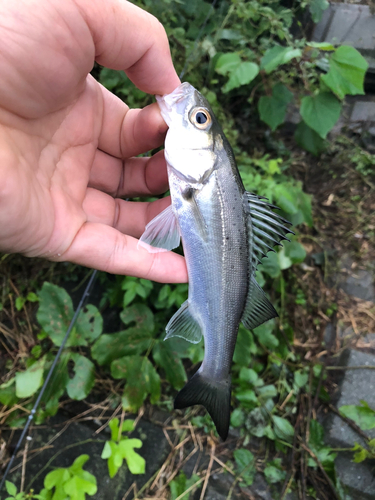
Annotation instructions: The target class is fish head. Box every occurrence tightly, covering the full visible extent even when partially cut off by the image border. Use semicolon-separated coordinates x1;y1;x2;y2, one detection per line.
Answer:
157;82;222;184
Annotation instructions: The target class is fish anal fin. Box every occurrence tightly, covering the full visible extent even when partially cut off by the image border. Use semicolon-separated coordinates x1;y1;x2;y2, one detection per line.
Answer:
242;275;278;330
165;300;202;344
138;205;180;253
174;370;231;441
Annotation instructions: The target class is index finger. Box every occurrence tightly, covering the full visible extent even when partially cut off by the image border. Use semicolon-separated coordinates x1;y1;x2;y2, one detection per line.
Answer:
77;0;180;95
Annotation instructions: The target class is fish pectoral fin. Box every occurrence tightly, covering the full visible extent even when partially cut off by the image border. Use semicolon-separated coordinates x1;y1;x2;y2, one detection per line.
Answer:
243;191;294;269
242;276;278;330
182;187;207;241
138;205;180;253
165;300;202;344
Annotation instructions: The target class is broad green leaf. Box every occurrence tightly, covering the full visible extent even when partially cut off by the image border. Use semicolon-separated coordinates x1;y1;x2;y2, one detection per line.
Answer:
231;408;245;428
15;297;25;311
111;356;161;411
64;475;97;500
294;369;309;389
152;341;186;390
233;327;257;366
91;327;152;365
39;352;70;420
274;184;299;215
300;93;341;139
215;52;241;75
260;46;302;74
245;407;268;437
264;460;286;484
278;247;292;270
66;354;95;400
272;415;294;442
236;389;258;404
309;0;329;23
120;303;154;332
75;304;103;345
352;443;369;463
253;322;279;349
103;441;121;477
0;378;17;406
258;83;293;131
119;439;146;474
69;454;90;474
259;252;280;278
169;472;200;500
284;241;306;264
321;46;368;99
223;62;259;92
257;384;277;400
37;283;74;346
233;449;256;486
16;356;46;398
340;402;375;431
239;367;258;384
5;481;17;497
44;469;70;490
308;419;325;452
294;120;325;156
101;441;112;459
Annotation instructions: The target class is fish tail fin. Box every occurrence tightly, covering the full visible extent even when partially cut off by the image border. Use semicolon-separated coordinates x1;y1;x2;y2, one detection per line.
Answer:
174;370;231;441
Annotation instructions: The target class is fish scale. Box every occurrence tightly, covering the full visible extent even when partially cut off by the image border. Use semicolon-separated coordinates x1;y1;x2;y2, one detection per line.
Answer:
139;82;293;440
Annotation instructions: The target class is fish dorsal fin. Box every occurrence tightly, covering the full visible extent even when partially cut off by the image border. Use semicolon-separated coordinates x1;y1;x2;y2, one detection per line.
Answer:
242;276;278;330
165;300;202;344
243;192;294;269
138;205;180;253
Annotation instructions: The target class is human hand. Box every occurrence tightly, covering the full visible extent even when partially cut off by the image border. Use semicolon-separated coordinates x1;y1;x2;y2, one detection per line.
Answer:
0;0;187;283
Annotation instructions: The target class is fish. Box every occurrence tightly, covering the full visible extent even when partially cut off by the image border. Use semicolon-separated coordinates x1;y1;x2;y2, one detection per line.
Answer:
139;82;293;440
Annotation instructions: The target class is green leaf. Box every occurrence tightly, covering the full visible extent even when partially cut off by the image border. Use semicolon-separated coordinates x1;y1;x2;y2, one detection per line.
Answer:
44;469;70;490
111;356;160;411
340;402;375;431
352;442;369;463
294;369;308;389
260;46;301;74
101;441;112;459
64;474;97;500
37;283;74;346
294;121;325;156
259;252;280;278
0;378;18;406
233;326;257;366
66;354;95;400
258;83;293;131
231;408;245;428
223;62;259;92
321;46;368;99
91;327;152;366
233;448;256;486
300;93;341;139
272;416;294;442
309;0;329;23
307;42;335;51
120;303;154;332
257;384;277;400
75;304;103;345
26;292;39;302
245;407;268;437
284;241;306;264
239;367;258;384
152;341;186;390
118;439;146;474
5;481;17;497
15;356;46;398
264;459;286;484
253;322;279;349
215;52;241;75
15;297;25;311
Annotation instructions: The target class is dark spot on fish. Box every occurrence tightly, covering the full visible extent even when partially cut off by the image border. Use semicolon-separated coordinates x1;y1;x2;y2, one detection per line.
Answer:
182;187;194;200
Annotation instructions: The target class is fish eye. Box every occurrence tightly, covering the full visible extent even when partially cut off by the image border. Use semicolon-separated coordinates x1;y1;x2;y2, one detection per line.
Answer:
190;107;212;129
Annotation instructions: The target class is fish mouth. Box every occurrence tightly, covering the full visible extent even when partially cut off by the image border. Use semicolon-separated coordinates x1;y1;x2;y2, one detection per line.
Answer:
156;82;195;125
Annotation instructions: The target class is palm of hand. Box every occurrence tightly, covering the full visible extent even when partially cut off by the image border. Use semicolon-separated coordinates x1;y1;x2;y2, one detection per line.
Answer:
0;0;187;282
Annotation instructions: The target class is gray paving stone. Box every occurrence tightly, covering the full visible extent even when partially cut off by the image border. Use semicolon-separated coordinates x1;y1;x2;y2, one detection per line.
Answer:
312;3;375;71
325;350;375;499
336;256;375;303
351;101;375;122
326;349;375;448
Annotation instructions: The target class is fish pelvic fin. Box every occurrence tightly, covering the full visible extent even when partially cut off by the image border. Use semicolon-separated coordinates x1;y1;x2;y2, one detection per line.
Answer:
138;205;180;253
174;370;231;441
165;300;202;344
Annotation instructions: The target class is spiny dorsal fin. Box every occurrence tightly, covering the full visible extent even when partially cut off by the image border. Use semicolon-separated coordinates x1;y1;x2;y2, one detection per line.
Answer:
165;300;202;344
138;205;180;253
244;191;294;269
241;276;278;330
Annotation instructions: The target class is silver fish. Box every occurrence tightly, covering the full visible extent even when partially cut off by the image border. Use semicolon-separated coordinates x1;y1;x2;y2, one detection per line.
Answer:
139;82;293;440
